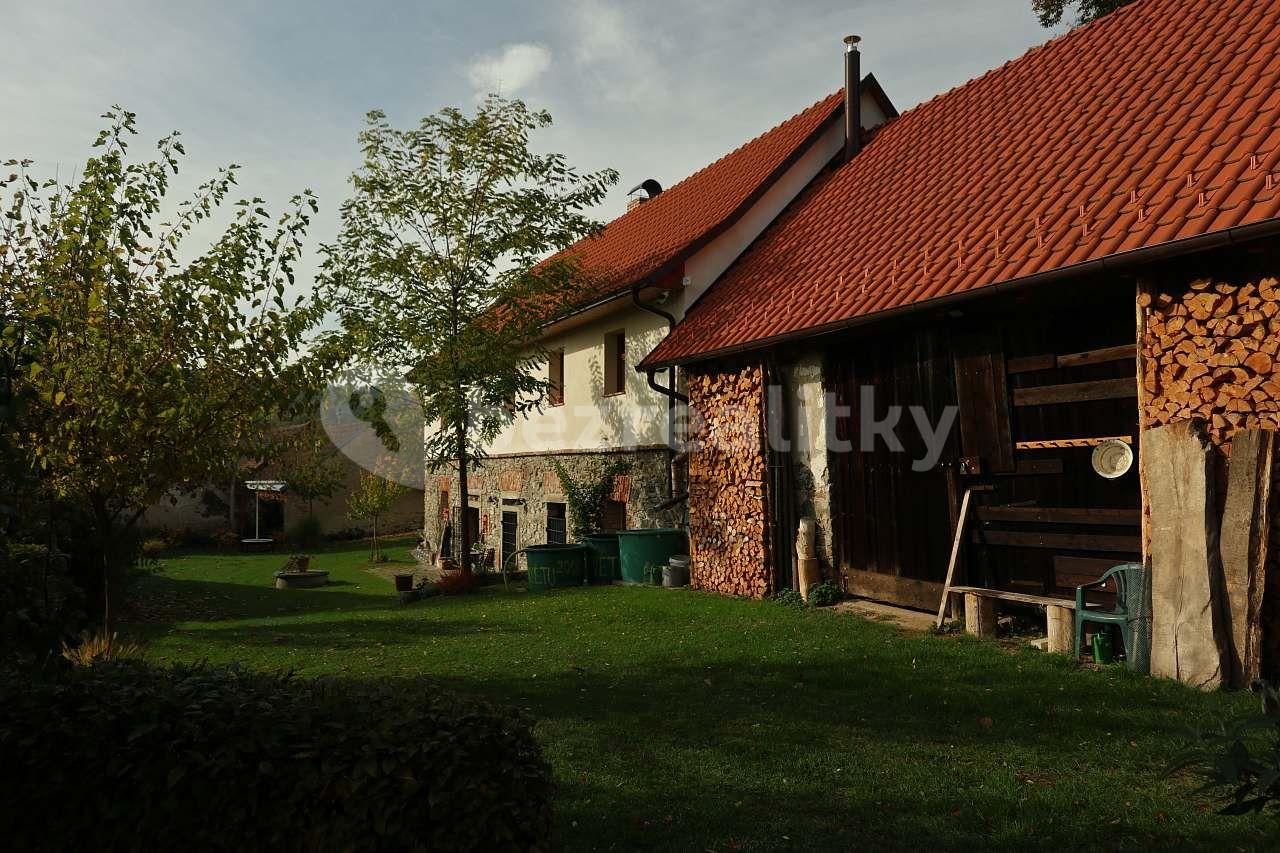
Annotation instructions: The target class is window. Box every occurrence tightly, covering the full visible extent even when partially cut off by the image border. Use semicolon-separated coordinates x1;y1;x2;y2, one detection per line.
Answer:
601;499;626;531
548;349;564;406
604;330;626;396
545;502;567;544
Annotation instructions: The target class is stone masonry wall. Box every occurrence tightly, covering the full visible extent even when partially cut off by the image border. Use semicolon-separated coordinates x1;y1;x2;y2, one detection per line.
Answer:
422;448;675;568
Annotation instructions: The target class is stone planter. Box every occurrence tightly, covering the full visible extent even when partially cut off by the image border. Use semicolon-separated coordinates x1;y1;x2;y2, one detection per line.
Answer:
274;570;329;589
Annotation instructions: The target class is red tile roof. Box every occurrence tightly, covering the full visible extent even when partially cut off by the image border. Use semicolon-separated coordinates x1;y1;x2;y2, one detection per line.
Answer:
553;90;845;305
642;0;1280;367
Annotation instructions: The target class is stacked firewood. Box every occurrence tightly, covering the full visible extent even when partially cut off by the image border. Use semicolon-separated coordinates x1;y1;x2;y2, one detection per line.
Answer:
1141;277;1280;447
686;363;773;599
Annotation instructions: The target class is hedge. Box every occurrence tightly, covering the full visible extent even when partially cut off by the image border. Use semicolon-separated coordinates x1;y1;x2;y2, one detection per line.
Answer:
0;663;552;852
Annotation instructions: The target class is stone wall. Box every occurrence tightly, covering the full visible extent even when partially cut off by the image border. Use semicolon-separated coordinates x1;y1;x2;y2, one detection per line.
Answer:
686;361;773;598
421;447;676;567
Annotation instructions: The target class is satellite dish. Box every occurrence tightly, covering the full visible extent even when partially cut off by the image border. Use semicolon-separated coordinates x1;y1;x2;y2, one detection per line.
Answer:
1091;439;1133;479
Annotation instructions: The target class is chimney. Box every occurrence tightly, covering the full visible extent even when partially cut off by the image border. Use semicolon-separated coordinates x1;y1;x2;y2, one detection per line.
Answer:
843;34;861;163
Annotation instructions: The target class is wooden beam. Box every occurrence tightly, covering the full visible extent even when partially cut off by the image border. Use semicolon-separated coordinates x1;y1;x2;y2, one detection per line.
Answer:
1056;343;1137;368
1219;428;1273;688
1007;354;1056;374
1012;377;1137;407
972;529;1141;552
1136;278;1152;566
1145;421;1226;689
974;506;1141;526
936;487;977;628
844;569;944;613
988;458;1065;476
1053;555;1123;591
1015;435;1132;450
948;585;1075;608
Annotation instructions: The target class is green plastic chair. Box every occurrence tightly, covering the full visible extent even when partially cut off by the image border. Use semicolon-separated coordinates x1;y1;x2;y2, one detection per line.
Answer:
1074;562;1144;662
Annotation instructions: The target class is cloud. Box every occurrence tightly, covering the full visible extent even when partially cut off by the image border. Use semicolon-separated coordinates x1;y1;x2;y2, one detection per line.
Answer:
466;42;552;99
564;0;670;105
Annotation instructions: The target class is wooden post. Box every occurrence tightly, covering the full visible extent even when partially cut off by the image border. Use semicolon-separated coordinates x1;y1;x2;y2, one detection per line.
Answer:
1144;421;1227;689
1220;428;1274;687
936;487;976;628
1046;605;1073;655
1136;278;1153;566
964;593;997;638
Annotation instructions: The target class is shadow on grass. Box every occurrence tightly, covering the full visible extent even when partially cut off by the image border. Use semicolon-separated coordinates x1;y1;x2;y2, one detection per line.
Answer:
391;657;1264;852
126;574;391;625
172;615;533;650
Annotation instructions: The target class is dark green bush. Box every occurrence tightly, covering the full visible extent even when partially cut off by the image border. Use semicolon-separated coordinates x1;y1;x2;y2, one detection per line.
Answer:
806;581;841;607
0;663;553;852
771;588;806;609
0;543;85;661
1174;681;1280;816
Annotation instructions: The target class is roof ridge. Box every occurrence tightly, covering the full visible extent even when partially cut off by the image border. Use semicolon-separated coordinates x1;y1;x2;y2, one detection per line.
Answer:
642;0;1280;367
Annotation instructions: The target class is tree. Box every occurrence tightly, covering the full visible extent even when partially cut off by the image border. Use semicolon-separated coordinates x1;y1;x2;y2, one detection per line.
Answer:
552;460;631;540
1032;0;1134;27
346;471;407;561
275;421;345;517
1;107;326;633
322;96;617;573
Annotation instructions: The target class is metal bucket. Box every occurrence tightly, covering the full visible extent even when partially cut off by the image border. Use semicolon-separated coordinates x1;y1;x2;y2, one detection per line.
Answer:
663;554;690;588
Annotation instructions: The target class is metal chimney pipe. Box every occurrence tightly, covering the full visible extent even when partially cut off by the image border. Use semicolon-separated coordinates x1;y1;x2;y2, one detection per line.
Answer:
843;34;861;163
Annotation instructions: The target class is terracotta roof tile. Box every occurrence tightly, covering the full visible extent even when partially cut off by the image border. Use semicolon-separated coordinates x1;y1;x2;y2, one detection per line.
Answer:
643;0;1280;367
551;91;844;305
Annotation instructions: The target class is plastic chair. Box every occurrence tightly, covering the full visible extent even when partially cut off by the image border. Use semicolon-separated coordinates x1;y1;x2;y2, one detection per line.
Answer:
1074;562;1145;663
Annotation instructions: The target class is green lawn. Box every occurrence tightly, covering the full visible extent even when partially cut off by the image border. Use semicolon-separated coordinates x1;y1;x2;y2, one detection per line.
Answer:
125;539;1272;851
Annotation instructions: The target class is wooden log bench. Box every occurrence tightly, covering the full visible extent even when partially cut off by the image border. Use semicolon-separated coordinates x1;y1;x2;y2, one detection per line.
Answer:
947;586;1076;654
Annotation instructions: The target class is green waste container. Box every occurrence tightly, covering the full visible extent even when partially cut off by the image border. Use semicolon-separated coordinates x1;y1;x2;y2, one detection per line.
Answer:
525;545;588;591
580;533;620;583
616;529;688;585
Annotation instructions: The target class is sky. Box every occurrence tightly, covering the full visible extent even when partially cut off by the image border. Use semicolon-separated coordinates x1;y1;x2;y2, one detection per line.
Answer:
1;0;1065;290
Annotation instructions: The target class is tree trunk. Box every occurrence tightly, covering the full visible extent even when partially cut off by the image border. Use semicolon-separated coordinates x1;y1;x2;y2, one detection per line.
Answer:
90;497;115;644
456;419;472;575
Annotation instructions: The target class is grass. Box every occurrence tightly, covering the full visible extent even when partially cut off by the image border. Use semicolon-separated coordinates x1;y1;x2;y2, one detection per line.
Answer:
124;538;1273;851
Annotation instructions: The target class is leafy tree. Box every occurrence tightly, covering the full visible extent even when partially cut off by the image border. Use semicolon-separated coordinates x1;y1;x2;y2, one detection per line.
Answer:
0;107;326;632
323;95;617;573
1032;0;1134;27
346;470;408;561
275;421;345;516
552;460;631;540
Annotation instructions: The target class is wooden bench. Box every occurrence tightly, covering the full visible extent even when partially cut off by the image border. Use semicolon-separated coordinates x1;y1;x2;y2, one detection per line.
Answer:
947;586;1077;653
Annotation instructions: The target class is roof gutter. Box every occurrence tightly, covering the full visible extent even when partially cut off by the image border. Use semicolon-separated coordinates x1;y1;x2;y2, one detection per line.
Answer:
641;217;1280;369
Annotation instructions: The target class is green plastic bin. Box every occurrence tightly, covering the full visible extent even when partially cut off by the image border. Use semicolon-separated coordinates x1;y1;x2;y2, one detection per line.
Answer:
580;533;620;583
525;544;588;591
616;529;688;585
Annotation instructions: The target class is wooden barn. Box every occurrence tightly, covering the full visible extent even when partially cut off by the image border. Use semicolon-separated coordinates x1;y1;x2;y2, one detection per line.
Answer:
638;0;1280;688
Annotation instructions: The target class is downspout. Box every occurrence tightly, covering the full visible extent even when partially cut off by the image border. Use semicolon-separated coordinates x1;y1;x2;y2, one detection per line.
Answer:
632;284;686;498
